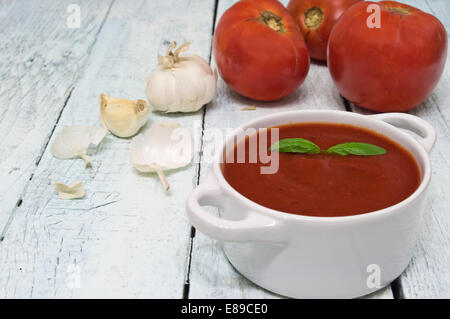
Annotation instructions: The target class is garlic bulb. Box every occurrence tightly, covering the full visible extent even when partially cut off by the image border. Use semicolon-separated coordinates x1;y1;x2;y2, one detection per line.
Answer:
131;122;193;190
146;41;217;113
50;125;108;167
100;93;149;138
54;181;85;200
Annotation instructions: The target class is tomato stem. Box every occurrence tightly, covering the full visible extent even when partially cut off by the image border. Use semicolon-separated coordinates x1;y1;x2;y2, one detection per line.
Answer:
257;10;286;34
304;7;324;30
385;6;411;15
158;41;190;68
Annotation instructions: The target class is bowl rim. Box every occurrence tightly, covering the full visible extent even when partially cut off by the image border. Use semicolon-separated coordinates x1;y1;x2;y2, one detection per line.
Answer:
211;109;432;223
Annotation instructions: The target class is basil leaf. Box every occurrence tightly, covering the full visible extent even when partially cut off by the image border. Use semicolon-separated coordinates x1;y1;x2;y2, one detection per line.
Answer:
326;142;386;156
269;138;321;154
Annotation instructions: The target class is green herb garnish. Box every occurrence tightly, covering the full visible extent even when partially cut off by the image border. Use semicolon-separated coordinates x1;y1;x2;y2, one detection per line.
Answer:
326;142;386;156
269;139;386;156
269;138;321;154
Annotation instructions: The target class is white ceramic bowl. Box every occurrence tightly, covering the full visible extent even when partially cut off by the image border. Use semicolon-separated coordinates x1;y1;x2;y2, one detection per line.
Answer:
187;110;436;299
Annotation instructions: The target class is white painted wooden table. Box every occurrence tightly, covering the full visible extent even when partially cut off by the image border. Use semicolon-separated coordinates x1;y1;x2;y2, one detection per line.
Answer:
0;0;448;299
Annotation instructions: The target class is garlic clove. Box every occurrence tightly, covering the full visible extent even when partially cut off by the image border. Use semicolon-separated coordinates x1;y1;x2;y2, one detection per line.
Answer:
130;122;193;191
51;125;108;167
100;94;149;138
54;181;85;200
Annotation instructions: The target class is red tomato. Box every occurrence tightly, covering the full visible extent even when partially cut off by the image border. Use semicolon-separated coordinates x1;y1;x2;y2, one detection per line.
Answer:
214;0;310;101
287;0;362;61
328;1;447;112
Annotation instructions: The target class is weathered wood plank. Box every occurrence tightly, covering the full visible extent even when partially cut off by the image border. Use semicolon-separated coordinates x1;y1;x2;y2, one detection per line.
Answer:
0;0;115;234
0;0;216;298
349;0;450;299
187;0;393;299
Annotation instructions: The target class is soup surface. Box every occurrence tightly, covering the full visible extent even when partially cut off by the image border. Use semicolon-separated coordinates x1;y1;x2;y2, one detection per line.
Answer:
222;123;421;217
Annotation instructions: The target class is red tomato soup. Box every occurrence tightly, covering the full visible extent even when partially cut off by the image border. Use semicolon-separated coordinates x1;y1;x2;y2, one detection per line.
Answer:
222;123;421;217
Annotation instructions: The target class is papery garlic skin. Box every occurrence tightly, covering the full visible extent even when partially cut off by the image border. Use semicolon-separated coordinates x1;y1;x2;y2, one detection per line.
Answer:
50;125;108;167
100;94;149;138
54;181;85;200
146;42;218;113
131;122;193;190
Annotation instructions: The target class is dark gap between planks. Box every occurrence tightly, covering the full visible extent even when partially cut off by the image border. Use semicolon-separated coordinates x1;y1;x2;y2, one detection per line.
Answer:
184;0;220;299
34;0;116;165
35;86;74;166
391;277;404;299
342;95;353;112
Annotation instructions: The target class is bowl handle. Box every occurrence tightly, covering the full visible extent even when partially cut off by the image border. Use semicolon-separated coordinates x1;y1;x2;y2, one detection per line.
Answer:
369;113;436;153
187;173;286;243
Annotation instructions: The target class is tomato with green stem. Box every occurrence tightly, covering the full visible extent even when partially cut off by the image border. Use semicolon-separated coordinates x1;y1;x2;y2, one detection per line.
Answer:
214;0;310;101
328;1;447;112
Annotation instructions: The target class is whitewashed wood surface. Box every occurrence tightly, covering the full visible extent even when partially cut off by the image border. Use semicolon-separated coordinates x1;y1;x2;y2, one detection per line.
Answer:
0;0;448;298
